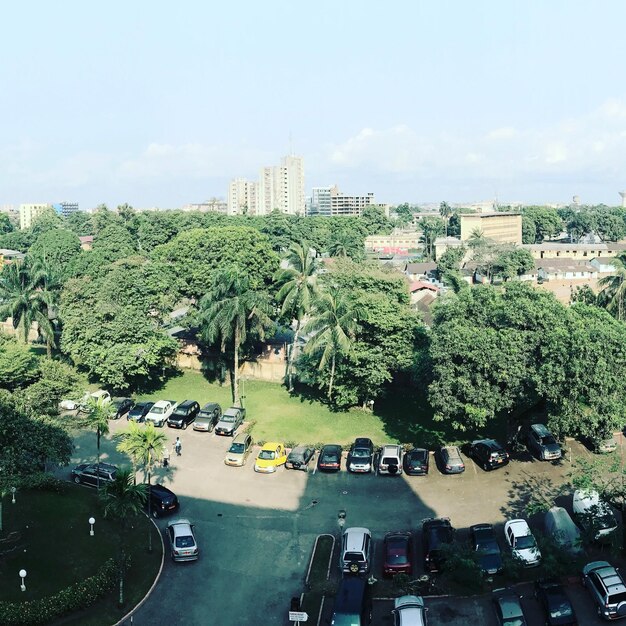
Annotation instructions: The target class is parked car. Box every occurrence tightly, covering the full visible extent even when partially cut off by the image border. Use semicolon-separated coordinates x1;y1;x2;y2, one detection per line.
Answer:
214;406;245;436
378;444;403;475
347;438;374;473
77;389;112;413
127;401;154;422
111;397;134;420
492;589;528;626
544;507;583;556
193;402;222;432
383;531;413;577
470;523;503;576
527;424;562;461
318;444;342;472
254;442;287;473
285;445;315;471
589;434;618;454
438;446;465;474
340;527;372;575
504;519;541;567
572;489;618;541
534;579;577;626
582;561;626;620
403;448;429;476
167;400;200;429
468;439;509;471
71;462;117;487
422;518;454;572
148;484;180;518
145;400;177;427
166;519;199;562
392;595;427;626
224;432;253;467
331;576;372;626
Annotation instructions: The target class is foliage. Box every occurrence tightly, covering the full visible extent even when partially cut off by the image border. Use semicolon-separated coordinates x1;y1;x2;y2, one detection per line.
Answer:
492;248;535;281
597;253;626;321
360;205;393;235
437;246;466;276
0;333;39;389
0;213;13;234
29;229;81;279
521;206;562;243
418;216;445;259
64;211;94;237
570;284;598;306
439;544;484;593
327;230;365;260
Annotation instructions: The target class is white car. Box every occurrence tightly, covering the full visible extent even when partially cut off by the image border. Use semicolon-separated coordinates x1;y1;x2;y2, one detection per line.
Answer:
393;595;427;626
65;389;112;413
573;490;618;540
378;444;403;475
504;519;541;567
145;400;177;427
166;518;199;562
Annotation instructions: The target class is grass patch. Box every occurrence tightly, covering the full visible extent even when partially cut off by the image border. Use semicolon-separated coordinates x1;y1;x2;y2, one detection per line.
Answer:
300;591;324;623
307;535;334;588
0;485;161;624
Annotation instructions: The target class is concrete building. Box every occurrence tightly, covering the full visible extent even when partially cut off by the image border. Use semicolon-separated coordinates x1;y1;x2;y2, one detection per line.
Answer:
53;202;79;218
19;203;51;230
524;242;626;260
0;248;25;266
306;184;376;217
460;212;522;244
257;155;305;215
227;178;259;216
365;230;422;254
307;186;333;217
182;199;228;213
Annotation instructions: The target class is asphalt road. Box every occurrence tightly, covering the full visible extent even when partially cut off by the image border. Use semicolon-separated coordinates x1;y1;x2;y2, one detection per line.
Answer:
64;419;616;626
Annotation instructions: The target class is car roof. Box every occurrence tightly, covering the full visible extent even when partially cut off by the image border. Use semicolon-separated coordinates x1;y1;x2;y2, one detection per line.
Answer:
152;400;170;407
232;432;251;444
150;483;175;496
496;595;524;618
382;444;401;453
423;517;451;529
385;531;411;541
353;437;373;446
473;438;501;448
471;523;495;537
531;423;550;435
132;401;152;408
290;445;311;453
168;518;192;530
334;577;367;612
176;399;196;408
506;519;531;535
344;527;370;550
322;443;342;451
200;402;220;410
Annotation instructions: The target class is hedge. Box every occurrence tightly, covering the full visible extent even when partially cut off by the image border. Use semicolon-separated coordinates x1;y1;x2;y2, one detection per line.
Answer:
0;558;119;625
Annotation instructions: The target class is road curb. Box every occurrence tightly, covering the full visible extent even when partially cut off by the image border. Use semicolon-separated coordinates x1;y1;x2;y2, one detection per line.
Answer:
113;513;165;626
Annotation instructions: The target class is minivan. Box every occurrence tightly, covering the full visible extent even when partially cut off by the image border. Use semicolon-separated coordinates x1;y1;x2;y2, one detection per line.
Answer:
331;577;372;626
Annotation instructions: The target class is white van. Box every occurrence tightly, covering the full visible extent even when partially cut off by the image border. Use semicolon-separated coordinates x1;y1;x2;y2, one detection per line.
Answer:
544;506;583;554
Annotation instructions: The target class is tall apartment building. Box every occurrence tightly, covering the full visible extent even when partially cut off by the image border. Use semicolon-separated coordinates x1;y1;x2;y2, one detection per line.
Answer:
53;201;79;218
306;185;375;217
19;203;51;229
227;178;258;215
257;155;305;215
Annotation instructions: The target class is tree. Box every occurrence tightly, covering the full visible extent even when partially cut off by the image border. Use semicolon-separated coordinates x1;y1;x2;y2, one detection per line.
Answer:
598;254;626;321
198;268;273;404
360;205;393;235
83;396;115;488
116;422;166;551
274;243;318;391
492;248;535;281
327;230;364;260
303;286;360;401
99;468;147;606
0;213;13;234
419;217;445;260
394;203;414;227
439;201;452;236
18;358;81;415
0;334;38;390
521;207;562;243
29;229;81;279
437;246;466;277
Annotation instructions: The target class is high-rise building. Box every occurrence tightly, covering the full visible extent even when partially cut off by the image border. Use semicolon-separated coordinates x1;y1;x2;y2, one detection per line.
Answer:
227;178;259;215
257;155;305;215
19;203;51;229
307;187;333;216
306;185;376;217
52;201;79;218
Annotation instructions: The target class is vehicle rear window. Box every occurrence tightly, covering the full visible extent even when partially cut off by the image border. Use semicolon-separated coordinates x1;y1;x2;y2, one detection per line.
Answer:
322;453;338;462
608;591;626;605
175;535;195;548
344;552;364;562
382;457;398;464
258;450;276;460
386;541;408;564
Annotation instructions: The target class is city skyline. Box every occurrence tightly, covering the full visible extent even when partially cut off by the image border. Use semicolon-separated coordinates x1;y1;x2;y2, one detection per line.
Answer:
1;1;626;208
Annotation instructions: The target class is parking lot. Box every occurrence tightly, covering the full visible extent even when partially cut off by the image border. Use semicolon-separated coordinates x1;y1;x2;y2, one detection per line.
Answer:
65;419;620;625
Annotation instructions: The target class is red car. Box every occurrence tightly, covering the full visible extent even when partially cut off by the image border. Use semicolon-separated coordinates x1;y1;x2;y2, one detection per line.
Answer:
383;531;413;577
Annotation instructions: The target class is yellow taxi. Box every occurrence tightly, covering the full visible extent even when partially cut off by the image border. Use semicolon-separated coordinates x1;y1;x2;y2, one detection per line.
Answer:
254;442;287;473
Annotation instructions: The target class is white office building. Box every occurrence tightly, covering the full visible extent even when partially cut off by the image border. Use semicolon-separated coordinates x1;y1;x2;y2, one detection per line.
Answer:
227;178;259;215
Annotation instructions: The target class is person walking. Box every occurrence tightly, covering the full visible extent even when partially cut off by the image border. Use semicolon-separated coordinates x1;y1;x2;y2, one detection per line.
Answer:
162;445;170;468
174;437;182;457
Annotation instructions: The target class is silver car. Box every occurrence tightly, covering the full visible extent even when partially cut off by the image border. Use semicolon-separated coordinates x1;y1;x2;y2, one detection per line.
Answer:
439;446;465;474
166;519;199;562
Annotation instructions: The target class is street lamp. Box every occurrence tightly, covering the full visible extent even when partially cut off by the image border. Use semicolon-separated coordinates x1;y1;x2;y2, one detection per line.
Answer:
89;517;95;536
19;569;27;592
11;486;16;504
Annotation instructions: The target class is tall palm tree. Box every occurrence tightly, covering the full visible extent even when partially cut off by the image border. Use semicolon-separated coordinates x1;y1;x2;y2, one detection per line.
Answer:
327;231;361;260
100;468;147;607
84;396;116;489
199;267;273;404
274;243;318;391
598;254;626;321
303;286;361;401
439;201;452;237
116;422;166;552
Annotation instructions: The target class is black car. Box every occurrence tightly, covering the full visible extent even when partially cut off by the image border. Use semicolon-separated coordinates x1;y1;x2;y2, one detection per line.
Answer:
470;523;503;576
111;397;134;420
167;400;200;429
71;462;118;487
347;438;374;473
318;444;342;471
148;484;180;518
469;439;509;471
127;401;154;423
534;579;577;626
286;446;315;471
403;448;430;475
422;517;454;572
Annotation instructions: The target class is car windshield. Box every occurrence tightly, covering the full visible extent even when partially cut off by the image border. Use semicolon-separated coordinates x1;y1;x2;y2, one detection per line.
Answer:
112;400;124;407
198;412;211;419
548;599;573;618
351;448;370;458
515;534;536;550
258;450;276;460
175;535;195;548
322;452;338;462
151;407;164;414
540;435;557;445
229;443;245;453
132;403;147;411
477;540;500;555
221;415;235;423
172;409;186;417
502;618;524;626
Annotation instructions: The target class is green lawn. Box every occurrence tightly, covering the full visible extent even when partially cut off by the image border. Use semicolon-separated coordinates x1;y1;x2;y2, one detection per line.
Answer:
0;485;161;625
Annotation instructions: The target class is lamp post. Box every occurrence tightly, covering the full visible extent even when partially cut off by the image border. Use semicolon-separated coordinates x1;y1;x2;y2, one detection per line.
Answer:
89;517;95;537
19;569;27;592
11;486;16;504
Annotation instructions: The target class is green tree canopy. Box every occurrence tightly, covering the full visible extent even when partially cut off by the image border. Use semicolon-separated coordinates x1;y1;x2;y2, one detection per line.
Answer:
29;228;82;278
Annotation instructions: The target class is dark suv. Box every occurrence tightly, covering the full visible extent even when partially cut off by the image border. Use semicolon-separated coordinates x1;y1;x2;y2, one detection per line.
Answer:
469;439;509;471
347;438;374;473
148;484;180;518
422;517;454;572
527;424;562;461
111;397;134;420
167;400;200;429
71;462;117;487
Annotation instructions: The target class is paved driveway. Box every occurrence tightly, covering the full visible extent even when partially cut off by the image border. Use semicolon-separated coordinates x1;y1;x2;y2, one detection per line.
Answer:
64;421;616;626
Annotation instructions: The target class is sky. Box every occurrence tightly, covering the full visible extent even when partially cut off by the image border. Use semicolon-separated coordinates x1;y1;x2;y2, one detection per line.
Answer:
2;0;626;209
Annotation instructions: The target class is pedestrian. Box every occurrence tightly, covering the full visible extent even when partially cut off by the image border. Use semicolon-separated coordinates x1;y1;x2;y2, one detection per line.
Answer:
174;437;182;457
162;445;170;468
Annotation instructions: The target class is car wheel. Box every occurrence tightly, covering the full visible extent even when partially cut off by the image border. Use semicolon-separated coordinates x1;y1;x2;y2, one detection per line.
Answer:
73;476;81;484
183;422;188;430
483;462;489;471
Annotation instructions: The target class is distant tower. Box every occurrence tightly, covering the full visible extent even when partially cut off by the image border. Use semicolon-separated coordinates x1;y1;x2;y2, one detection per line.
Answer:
572;195;580;206
620;191;626;208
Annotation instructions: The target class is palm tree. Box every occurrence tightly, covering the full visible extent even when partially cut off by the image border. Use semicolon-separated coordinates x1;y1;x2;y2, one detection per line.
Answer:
327;231;360;260
116;422;166;552
418;217;445;259
199;267;273;404
598;254;626;321
439;201;452;237
274;243;318;391
303;286;361;401
100;468;147;607
84;396;116;489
